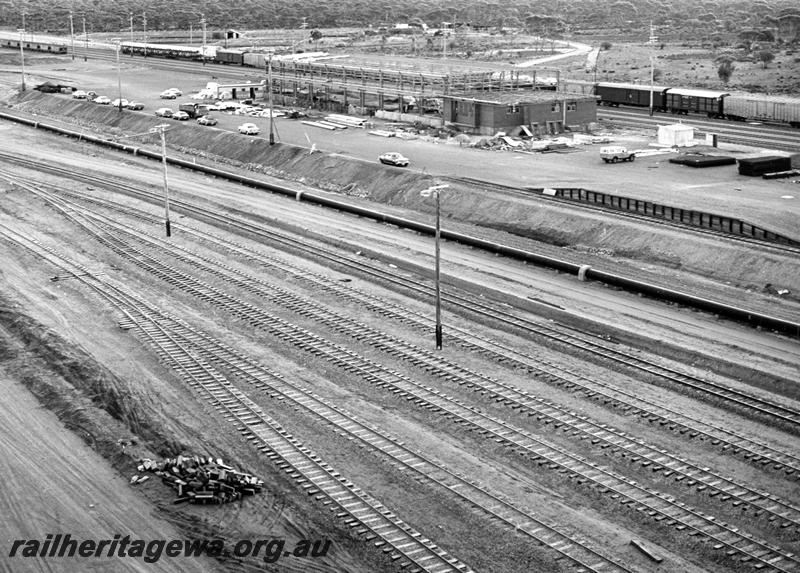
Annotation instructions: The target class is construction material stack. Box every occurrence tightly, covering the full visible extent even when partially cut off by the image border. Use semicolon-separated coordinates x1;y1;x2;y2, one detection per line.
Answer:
132;455;264;504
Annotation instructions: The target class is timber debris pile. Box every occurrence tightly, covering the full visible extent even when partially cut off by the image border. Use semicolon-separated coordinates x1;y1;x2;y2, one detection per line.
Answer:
132;455;264;504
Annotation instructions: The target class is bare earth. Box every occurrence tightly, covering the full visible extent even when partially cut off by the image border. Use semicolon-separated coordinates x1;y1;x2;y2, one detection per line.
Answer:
0;49;798;573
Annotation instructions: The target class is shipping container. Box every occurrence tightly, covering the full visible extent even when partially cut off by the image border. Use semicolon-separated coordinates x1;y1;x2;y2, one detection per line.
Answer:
738;155;792;176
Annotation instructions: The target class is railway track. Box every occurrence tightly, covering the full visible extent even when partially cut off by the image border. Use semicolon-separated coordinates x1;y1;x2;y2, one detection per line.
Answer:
36;187;800;535
0;224;479;573
3;154;795;435
597;108;800;152
4;161;799;472
0;223;638;573
17;182;800;571
457;177;800;256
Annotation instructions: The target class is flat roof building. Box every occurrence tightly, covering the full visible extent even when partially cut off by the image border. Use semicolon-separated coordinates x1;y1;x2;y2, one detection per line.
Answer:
442;91;597;136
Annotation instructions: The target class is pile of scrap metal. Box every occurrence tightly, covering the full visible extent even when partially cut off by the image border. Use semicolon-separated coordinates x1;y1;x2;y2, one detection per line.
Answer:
132;455;264;504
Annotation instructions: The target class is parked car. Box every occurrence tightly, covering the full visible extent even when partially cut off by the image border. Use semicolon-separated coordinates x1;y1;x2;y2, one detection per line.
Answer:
378;152;410;167
600;146;636;163
237;122;259;135
197;115;218;126
159;90;177;99
166;88;182;96
86;91;97;101
171;111;190;121
111;98;129;108
126;101;145;110
94;96;112;105
154;108;173;118
72;90;87;99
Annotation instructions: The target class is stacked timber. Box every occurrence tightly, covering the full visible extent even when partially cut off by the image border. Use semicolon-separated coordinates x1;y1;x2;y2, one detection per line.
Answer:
132;455;263;504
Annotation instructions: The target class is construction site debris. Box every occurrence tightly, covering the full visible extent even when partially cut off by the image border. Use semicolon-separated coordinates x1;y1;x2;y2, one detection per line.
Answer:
132;456;264;505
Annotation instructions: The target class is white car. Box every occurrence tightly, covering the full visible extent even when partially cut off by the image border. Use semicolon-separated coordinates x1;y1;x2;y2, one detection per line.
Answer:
111;98;129;108
94;96;111;105
72;90;87;99
159;90;177;99
154;108;173;118
171;111;190;121
378;152;410;167
238;123;260;135
165;88;182;96
600;146;636;163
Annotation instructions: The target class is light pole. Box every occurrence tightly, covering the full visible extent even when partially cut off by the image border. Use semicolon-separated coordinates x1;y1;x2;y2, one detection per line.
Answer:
129;13;134;54
649;55;655;117
17;28;26;92
114;39;123;111
82;16;87;61
268;52;275;145
68;11;75;60
200;15;207;65
593;47;601;84
149;124;172;237
143;12;147;58
420;184;449;350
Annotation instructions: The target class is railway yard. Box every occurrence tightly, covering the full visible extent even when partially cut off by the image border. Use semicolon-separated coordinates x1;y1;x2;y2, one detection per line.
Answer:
1;44;799;573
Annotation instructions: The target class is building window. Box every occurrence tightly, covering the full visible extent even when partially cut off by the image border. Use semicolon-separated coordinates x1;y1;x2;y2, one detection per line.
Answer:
551;102;561;112
566;101;577;111
506;103;520;114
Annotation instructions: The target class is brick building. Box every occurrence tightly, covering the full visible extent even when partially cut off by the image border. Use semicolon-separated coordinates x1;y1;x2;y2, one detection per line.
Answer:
442;91;597;136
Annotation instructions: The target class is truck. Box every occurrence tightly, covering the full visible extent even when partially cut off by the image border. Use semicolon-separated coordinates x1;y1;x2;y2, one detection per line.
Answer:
600;146;636;163
178;102;210;119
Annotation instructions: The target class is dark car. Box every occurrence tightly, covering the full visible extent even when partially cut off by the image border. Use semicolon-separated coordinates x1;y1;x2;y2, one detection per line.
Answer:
197;115;218;126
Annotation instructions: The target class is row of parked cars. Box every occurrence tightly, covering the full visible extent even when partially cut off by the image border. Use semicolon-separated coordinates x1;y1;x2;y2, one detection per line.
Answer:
73;90;145;110
153;107;218;125
73;85;404;157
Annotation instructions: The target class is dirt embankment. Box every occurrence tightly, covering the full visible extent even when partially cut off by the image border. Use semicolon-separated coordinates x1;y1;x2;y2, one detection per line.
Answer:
5;91;798;294
0;292;373;573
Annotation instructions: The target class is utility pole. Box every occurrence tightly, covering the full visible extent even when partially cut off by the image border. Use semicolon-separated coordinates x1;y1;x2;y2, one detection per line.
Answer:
434;188;442;349
143;12;147;58
201;15;207;65
17;28;26;91
148;125;172;237
68;12;75;60
129;12;134;53
648;22;657;117
115;39;123;111
82;16;87;61
268;53;275;145
649;55;654;116
189;22;193;44
420;184;449;350
161;127;171;237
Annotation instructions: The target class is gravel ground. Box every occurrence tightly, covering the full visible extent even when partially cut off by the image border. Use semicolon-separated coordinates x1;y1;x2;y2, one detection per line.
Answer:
1;52;798;573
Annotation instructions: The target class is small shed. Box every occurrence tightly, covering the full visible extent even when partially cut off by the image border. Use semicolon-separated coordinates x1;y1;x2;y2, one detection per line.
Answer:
658;123;694;147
